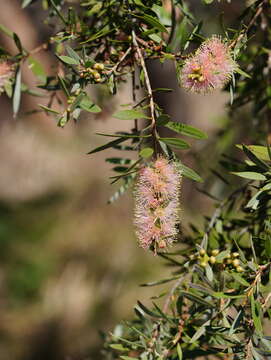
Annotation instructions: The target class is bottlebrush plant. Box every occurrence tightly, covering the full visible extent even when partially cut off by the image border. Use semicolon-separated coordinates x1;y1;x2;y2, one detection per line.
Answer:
2;0;271;359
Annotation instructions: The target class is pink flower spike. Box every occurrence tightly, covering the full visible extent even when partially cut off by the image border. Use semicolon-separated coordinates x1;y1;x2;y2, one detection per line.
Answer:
134;157;182;253
180;36;237;94
0;60;14;93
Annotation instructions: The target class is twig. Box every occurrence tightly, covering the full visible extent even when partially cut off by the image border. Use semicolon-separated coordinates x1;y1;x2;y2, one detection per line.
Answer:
106;46;132;75
132;31;158;156
132;70;138;132
229;2;264;49
167;0;176;46
148;53;186;60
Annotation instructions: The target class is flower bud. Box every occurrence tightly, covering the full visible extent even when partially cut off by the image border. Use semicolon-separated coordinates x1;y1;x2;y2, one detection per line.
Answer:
199;249;206;256
93;63;104;71
209;256;216;264
232;259;240;267
211;249;219;256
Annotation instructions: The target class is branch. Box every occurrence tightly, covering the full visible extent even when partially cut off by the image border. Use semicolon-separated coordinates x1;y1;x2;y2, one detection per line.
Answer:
229;2;264;49
106;46;132;75
132;30;158;156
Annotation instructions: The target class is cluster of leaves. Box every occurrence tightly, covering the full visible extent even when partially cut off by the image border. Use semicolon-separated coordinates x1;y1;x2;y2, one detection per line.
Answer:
103;145;271;360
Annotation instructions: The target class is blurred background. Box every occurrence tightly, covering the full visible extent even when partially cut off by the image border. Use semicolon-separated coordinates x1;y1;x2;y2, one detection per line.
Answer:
0;1;247;359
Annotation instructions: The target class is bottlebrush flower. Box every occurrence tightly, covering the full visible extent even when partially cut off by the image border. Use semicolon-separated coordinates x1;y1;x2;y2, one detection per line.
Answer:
134;157;181;252
0;60;14;93
180;36;237;94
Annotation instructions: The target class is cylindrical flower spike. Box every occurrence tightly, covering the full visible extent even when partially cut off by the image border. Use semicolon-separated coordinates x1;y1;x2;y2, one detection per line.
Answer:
180;36;237;94
134;157;181;253
0;60;14;93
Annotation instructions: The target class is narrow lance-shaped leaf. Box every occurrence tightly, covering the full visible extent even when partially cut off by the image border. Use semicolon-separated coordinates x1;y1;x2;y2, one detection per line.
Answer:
251;295;263;334
133;13;168;33
66;45;81;62
236;144;271;161
243;145;269;171
88;137;128;155
231;172;266;181
113;109;149;120
80;96;101;113
57;55;80;65
13;67;21;117
139;147;153;158
165;121;208;139
176;162;203;183
159;137;190;149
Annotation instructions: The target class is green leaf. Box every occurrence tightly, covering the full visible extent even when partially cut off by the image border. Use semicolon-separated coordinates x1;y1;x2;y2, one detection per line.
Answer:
113;109;148;120
212;292;245;299
177;163;203;182
108;176;134;204
230;272;250;287
190;320;210;343
120;357;138;360
159;138;190;149
203;0;214;3
58;76;70;97
110;344;129;351
205;263;213;282
57;55;79;65
246;190;264;210
81;27;114;43
13;33;23;53
265;236;271;258
215;250;231;262
177;344;183;360
96;132;149;139
133;14;168;33
243;145;269;171
235;67;251;79
38;104;60;114
251;295;263;334
139;147;153;158
140;274;180;287
28;56;46;83
66;45;81;62
50;0;67;25
80;97;101;113
136;301;161;318
22;0;34;8
0;23;13;38
13;67;21;117
229;309;243;335
231;172;266;181
236;145;271;161
180;291;215;308
87;137;127;155
157;114;170;126
165;122;208;139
